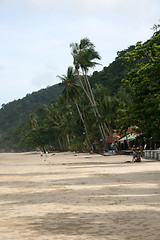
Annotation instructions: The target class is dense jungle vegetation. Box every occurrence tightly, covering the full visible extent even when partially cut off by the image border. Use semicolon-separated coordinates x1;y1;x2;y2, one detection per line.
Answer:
0;84;64;136
0;28;160;152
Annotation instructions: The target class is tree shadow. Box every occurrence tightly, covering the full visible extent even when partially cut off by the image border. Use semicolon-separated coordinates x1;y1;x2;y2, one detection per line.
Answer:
0;170;160;208
1;166;160;239
27;210;160;239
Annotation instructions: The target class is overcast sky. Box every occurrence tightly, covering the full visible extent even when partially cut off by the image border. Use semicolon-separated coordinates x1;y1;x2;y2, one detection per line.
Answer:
0;0;159;107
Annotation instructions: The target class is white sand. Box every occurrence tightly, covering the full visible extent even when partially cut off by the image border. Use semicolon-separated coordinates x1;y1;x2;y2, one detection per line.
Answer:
0;152;160;240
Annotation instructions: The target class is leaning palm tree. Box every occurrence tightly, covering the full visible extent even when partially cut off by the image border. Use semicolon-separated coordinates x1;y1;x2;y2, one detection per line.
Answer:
57;66;93;151
70;38;101;105
57;66;80;101
100;95;119;152
70;38;108;141
70;38;118;152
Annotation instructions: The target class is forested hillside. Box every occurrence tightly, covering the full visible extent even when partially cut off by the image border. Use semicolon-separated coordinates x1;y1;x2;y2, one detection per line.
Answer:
90;45;136;93
0;84;64;136
0;45;134;136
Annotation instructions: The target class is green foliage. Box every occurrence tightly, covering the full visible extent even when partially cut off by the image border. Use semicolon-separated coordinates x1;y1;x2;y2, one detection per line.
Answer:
1;31;160;152
70;37;101;72
0;84;64;136
57;66;81;101
117;32;160;144
90;45;136;94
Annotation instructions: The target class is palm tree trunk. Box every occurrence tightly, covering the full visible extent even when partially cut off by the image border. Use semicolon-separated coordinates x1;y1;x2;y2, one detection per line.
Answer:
83;71;118;152
82;69;90;97
84;72;97;108
66;134;70;150
76;70;105;140
83;72;108;138
104;122;119;152
126;133;130;149
84;73;111;143
57;135;63;151
75;100;93;151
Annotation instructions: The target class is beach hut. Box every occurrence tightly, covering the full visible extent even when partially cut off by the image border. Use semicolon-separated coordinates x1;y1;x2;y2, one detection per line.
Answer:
119;133;138;151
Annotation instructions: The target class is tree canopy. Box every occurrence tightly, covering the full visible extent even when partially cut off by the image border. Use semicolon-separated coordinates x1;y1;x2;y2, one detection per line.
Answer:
117;31;160;144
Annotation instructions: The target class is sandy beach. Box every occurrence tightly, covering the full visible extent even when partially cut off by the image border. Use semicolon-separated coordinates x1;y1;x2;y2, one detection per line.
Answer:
0;152;160;240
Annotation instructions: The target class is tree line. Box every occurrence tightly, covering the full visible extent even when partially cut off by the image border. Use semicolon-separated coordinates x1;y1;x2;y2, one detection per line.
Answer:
0;84;64;136
0;29;160;152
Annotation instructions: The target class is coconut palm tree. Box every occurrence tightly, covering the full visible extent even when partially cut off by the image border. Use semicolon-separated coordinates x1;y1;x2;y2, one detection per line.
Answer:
70;38;101;105
70;38;109;142
57;66;93;151
70;38;119;152
100;95;119;152
57;66;80;101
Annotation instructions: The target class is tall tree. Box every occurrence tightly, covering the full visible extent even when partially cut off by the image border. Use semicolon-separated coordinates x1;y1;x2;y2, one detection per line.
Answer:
57;66;93;151
70;38;118;151
70;38;105;137
70;38;101;107
119;32;160;145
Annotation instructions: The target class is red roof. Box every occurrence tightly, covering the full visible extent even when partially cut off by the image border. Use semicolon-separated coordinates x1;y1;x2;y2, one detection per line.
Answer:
107;126;140;143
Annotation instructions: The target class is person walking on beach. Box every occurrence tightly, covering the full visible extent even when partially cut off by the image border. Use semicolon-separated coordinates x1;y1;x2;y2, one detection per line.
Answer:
40;151;43;158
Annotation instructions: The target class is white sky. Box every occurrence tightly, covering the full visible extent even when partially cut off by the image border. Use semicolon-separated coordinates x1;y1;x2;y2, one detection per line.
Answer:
0;0;159;107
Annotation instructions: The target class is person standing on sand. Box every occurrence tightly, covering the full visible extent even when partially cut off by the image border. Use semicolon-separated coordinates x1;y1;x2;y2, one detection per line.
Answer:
41;152;43;158
132;145;136;162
